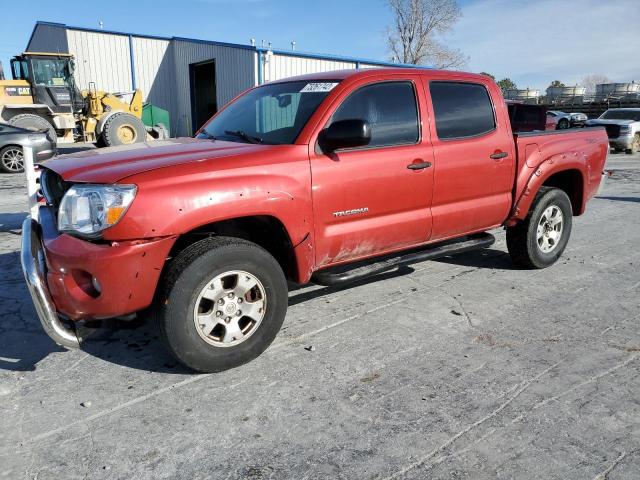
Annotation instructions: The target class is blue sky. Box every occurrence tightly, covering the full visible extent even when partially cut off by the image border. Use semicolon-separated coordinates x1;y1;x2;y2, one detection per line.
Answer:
1;0;638;90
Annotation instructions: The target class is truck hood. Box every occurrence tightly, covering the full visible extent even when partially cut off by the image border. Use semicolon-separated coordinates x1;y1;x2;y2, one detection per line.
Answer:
586;119;637;126
42;138;273;183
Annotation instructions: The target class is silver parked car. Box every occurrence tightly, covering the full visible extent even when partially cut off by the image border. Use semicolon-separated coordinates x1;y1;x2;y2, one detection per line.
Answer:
585;108;640;154
0;123;57;173
547;110;588;129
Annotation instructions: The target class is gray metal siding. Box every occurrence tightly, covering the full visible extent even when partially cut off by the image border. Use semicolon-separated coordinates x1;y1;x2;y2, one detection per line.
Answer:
265;54;356;82
27;24;69;54
66;29;132;94
131;37;175;131
171;40;255;136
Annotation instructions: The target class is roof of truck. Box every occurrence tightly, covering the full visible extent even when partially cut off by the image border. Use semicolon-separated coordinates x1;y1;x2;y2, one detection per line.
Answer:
269;68;489;84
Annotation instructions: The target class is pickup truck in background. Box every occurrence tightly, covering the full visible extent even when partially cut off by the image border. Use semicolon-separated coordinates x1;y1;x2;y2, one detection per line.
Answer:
23;68;608;372
585;108;640;154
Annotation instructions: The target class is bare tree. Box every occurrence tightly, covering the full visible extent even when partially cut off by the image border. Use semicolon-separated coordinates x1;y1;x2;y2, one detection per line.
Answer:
386;0;468;69
581;74;611;94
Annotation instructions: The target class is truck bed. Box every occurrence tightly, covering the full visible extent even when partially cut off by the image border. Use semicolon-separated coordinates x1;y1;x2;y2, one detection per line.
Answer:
511;127;608;218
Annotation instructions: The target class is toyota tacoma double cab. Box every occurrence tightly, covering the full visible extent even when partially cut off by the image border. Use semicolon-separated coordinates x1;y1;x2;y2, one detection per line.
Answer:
22;68;608;372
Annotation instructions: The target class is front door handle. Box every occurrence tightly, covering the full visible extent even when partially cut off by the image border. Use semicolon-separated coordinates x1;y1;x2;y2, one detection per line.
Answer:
490;151;508;160
407;161;432;170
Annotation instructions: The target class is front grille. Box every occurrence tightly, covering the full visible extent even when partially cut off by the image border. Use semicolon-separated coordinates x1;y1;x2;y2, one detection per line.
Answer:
39;168;69;208
589;124;621;138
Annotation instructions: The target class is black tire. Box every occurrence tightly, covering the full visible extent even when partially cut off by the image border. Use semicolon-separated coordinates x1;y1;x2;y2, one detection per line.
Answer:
100;113;146;147
0;145;24;173
8;113;56;141
557;119;570;130
506;187;573;269
159;236;288;373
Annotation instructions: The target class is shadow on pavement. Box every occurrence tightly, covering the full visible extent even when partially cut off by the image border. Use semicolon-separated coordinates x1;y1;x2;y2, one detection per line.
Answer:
597;196;640;204
434;248;515;270
288;265;415;306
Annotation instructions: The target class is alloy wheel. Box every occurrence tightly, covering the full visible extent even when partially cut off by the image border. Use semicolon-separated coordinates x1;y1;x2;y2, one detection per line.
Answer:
1;147;24;172
537;205;563;253
193;270;267;347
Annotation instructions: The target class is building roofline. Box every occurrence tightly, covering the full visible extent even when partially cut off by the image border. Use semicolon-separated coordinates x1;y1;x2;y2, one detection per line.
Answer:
32;20;430;68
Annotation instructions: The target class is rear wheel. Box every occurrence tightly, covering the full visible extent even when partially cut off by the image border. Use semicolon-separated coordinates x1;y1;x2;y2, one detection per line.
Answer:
506;187;573;269
101;113;146;147
557;118;570;130
8;113;56;141
159;237;288;373
0;145;24;173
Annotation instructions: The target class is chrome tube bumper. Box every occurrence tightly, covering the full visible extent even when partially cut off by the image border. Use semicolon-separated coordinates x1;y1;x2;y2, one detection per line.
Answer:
20;217;80;348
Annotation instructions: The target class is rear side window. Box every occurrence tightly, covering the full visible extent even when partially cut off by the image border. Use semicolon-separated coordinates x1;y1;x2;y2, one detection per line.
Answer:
329;81;419;147
429;81;496;139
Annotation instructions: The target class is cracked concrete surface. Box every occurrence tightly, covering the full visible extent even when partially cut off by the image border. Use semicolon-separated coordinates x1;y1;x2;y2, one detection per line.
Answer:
0;151;639;479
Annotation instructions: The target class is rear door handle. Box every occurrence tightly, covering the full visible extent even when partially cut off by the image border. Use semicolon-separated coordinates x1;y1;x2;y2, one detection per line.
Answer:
490;151;508;160
407;161;432;170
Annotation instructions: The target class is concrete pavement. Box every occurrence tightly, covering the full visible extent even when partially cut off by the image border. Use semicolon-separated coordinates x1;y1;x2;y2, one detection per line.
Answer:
0;152;638;479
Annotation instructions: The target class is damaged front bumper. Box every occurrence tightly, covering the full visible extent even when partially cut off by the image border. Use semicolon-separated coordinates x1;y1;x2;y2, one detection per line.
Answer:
21;217;80;348
20;207;176;348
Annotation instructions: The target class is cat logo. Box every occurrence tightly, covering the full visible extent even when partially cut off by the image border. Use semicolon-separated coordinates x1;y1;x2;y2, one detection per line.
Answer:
4;86;31;96
333;207;369;218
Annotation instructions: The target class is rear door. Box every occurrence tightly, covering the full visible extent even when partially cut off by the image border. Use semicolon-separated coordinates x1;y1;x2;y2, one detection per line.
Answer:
424;79;515;240
309;75;434;267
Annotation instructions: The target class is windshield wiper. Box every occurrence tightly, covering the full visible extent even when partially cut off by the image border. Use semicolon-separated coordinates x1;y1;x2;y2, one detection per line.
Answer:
224;130;263;144
197;131;217;140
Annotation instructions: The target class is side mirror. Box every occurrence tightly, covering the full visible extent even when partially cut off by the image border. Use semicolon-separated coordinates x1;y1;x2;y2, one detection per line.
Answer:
319;119;371;152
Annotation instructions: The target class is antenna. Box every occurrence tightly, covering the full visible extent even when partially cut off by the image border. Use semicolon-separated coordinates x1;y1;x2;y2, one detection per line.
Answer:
250;38;256;47
291;41;296;51
98;20;103;30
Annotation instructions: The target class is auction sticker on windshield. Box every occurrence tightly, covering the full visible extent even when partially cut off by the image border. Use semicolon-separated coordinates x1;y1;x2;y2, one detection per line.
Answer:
300;82;339;93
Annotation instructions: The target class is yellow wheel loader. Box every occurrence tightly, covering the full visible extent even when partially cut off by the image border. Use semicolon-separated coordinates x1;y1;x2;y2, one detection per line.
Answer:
0;52;166;147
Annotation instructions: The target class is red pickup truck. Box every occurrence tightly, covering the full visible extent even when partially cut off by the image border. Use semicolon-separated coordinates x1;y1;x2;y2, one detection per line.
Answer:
23;68;608;372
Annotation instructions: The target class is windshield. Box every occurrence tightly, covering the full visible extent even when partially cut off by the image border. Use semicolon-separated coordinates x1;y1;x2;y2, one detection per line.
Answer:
30;58;73;86
197;80;339;145
600;110;640;121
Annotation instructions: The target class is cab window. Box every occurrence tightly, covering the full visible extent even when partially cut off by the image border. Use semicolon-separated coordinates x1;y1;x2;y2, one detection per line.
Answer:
429;81;496;140
328;81;420;148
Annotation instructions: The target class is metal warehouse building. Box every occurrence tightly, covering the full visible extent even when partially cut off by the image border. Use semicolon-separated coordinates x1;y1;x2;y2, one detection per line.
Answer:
27;21;413;136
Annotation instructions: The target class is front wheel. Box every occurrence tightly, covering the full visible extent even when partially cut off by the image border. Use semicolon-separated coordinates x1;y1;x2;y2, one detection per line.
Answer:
506;187;573;269
0;145;24;173
557;119;570;130
159;237;288;373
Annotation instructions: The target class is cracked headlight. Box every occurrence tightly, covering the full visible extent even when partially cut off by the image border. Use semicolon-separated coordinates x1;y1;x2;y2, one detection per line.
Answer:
58;184;137;238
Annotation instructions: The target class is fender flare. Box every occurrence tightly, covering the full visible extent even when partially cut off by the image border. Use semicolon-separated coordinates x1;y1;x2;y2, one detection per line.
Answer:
509;157;587;222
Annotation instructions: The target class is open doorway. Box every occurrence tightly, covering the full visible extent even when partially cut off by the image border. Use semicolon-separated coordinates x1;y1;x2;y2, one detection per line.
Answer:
190;59;217;134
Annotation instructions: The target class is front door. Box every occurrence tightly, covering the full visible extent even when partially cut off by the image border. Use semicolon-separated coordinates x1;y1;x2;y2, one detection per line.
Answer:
310;77;434;267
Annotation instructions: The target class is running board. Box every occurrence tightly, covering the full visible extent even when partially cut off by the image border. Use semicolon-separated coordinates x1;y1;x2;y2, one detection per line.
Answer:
311;233;495;287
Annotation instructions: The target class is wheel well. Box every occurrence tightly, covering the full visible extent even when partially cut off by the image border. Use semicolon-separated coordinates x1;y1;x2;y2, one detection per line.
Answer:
542;169;583;215
168;216;298;281
0;144;22;150
1;108;51;122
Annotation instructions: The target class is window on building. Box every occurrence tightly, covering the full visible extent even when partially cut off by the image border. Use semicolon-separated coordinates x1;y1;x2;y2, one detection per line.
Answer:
328;81;419;148
429;81;496;139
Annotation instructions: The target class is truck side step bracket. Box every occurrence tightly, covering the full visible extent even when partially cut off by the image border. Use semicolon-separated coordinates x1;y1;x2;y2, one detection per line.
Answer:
311;233;496;287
